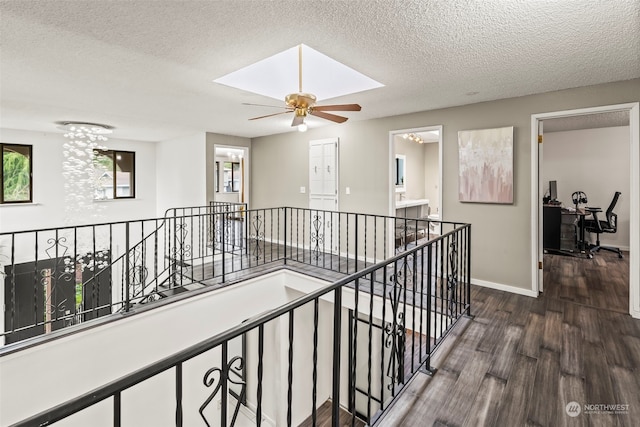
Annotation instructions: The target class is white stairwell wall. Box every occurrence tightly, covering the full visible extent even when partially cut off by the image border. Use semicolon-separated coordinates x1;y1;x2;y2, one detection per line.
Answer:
1;268;432;426
0;271;304;425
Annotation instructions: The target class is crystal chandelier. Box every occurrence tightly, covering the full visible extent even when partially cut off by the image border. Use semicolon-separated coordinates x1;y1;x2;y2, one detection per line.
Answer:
56;121;113;225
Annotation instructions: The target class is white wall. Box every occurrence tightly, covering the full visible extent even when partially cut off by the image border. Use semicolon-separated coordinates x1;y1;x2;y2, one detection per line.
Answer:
543;126;630;249
156;132;207;215
0;271;297;426
2;270;396;426
0;128;158;232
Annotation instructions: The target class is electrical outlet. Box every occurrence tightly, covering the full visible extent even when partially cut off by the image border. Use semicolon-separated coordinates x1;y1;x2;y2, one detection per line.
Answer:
300;186;306;193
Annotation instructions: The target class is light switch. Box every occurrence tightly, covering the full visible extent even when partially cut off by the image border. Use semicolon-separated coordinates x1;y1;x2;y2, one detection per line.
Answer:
345;187;351;195
300;186;306;193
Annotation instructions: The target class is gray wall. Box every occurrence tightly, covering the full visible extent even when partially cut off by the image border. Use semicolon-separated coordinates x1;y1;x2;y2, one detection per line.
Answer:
251;78;640;291
544;126;630;249
424;142;440;215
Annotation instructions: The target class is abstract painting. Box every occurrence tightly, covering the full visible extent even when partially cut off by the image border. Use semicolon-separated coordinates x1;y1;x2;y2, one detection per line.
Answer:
458;126;514;204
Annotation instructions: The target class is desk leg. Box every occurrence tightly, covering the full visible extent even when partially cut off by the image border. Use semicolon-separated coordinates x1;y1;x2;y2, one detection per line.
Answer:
578;216;593;258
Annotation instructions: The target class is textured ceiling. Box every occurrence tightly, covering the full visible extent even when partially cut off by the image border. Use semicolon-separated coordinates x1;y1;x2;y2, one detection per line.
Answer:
1;0;639;141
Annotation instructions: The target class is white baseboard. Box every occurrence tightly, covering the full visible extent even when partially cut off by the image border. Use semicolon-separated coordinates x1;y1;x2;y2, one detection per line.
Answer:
471;278;538;298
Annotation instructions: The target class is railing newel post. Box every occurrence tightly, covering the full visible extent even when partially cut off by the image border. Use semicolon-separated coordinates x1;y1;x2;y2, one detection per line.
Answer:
284;207;288;264
125;222;130;312
467;224;472;317
222;211;226;283
331;287;342;425
355;214;359;272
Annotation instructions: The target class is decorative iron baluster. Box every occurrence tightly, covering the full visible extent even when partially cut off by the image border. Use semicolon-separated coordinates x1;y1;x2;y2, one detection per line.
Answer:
447;234;458;316
0;247;8;280
171;220;192;284
213;212;223;250
249;213;264;260
128;245;149;298
395;224;408;255
393;252;414;289
199;356;246;427
310;214;325;261
384;285;405;389
140;291;163;304
41;237;74;329
225;212;239;252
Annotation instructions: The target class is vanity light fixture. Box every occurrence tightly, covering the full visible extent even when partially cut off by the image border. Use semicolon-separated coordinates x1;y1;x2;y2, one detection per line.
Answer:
402;133;424;144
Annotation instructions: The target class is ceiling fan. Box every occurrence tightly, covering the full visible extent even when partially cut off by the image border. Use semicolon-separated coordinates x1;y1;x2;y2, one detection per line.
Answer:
244;45;361;129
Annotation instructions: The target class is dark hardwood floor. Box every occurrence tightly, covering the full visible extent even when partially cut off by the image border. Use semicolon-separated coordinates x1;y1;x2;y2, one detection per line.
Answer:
543;250;629;314
298;399;366;427
378;250;639;426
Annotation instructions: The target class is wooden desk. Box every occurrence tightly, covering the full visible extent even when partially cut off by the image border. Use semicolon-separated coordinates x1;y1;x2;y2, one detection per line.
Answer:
543;205;591;257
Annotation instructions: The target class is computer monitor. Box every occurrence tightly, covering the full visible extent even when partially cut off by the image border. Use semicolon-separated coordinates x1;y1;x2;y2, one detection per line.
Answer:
549;180;558;201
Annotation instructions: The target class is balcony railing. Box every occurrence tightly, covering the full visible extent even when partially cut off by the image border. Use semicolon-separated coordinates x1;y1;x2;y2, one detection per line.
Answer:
2;204;471;426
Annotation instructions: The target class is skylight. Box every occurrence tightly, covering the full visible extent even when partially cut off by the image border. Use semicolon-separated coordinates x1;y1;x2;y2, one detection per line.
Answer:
213;44;383;101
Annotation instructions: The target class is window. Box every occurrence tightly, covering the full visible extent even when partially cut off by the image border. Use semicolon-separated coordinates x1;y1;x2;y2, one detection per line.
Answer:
93;150;135;200
223;161;240;193
1;143;32;203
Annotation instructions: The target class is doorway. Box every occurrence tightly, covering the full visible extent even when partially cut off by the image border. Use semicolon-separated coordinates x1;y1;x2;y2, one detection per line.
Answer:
213;145;250;207
531;103;640;318
388;126;443;220
309;137;338;212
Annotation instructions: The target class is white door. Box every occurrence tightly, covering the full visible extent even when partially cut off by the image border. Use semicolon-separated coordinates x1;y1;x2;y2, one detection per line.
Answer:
309;138;338;211
309;138;338;257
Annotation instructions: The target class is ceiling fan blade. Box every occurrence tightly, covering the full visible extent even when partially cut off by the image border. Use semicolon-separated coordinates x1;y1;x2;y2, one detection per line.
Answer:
249;111;292;120
242;102;289;109
309;110;349;123
291;115;304;127
312;104;362;112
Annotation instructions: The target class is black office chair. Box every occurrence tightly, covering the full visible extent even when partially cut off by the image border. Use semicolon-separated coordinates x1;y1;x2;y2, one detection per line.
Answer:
584;191;623;258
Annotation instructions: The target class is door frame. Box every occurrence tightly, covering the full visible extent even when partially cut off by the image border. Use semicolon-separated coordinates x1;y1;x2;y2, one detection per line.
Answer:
388;125;443;218
213;144;250;207
308;137;339;211
388;125;443;258
530;102;640;318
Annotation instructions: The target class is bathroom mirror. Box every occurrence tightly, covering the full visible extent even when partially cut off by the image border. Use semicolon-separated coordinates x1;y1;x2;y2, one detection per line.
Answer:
395;154;406;192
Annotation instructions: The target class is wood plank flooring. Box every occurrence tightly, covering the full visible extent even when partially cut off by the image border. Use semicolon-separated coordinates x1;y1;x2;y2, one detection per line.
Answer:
298;399;366;427
377;250;638;426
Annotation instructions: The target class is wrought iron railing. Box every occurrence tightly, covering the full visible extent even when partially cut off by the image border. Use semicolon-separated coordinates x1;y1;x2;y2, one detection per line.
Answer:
0;204;238;345
6;216;471;426
1;205;450;346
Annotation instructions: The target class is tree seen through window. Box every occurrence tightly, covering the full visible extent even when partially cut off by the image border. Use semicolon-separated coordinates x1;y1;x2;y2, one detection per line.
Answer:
1;143;32;203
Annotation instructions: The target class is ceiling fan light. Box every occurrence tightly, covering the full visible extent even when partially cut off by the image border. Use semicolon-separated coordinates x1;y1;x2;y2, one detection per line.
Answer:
298;122;308;132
